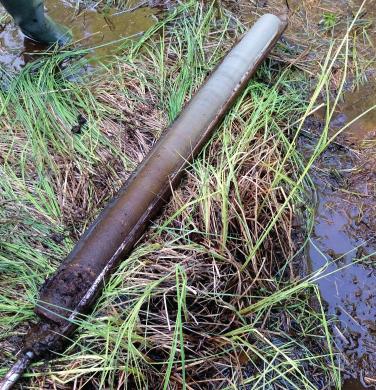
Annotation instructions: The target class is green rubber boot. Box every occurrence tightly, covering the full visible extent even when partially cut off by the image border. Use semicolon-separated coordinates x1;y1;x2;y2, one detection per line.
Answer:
0;0;71;45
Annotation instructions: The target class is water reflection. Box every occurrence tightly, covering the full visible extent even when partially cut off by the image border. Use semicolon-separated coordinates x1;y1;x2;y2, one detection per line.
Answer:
0;0;157;72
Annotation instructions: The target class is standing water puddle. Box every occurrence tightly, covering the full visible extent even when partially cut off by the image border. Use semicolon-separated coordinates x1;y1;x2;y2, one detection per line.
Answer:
308;81;376;388
0;0;158;71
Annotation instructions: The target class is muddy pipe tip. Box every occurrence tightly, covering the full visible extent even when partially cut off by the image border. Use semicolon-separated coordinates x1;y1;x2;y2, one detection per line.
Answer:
0;351;34;390
0;11;288;390
245;13;287;45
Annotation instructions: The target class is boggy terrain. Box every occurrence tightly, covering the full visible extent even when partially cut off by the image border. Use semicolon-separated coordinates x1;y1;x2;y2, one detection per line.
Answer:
0;0;375;389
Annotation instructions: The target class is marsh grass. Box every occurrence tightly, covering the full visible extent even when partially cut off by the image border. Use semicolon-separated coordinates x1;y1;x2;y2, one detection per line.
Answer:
0;1;361;388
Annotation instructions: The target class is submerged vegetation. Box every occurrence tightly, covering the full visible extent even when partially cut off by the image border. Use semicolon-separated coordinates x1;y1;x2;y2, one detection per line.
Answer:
0;0;374;389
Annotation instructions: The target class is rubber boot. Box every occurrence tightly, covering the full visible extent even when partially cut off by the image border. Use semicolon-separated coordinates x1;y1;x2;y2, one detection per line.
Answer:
0;0;71;45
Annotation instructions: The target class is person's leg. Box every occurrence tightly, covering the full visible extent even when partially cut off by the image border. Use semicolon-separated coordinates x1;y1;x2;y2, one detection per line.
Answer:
0;0;71;45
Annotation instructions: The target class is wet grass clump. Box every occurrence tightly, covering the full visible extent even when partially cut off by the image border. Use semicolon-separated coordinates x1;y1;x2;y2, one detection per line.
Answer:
0;1;356;388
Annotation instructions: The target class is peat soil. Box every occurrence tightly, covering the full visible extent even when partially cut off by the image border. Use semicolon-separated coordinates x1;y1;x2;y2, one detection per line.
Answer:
301;80;376;389
0;0;158;72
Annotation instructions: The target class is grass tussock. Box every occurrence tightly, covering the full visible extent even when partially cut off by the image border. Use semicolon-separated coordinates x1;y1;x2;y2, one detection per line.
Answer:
0;1;354;389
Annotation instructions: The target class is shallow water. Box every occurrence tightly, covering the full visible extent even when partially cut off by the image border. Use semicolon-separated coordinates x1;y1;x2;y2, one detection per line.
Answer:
330;79;376;143
308;82;376;388
0;0;157;71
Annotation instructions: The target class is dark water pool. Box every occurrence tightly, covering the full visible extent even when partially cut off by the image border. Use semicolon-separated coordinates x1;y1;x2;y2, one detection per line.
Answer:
309;81;376;389
0;0;157;71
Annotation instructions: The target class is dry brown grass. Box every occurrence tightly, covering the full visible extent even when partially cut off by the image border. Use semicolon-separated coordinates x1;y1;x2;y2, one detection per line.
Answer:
222;0;376;78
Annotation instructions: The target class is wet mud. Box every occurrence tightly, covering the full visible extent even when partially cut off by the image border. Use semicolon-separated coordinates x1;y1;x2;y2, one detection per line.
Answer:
303;81;376;389
271;1;376;387
1;1;375;388
0;0;157;72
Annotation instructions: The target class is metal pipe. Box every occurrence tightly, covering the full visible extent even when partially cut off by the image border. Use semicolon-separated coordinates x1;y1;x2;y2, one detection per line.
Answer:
0;352;34;390
37;13;287;325
0;13;287;389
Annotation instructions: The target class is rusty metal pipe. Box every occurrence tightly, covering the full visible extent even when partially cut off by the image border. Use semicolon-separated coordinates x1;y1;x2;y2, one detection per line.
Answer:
37;13;287;325
0;13;287;389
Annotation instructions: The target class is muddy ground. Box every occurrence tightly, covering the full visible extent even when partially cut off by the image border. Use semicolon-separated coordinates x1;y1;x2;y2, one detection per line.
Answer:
296;1;376;387
302;84;376;388
236;0;376;386
0;0;159;71
0;0;375;388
